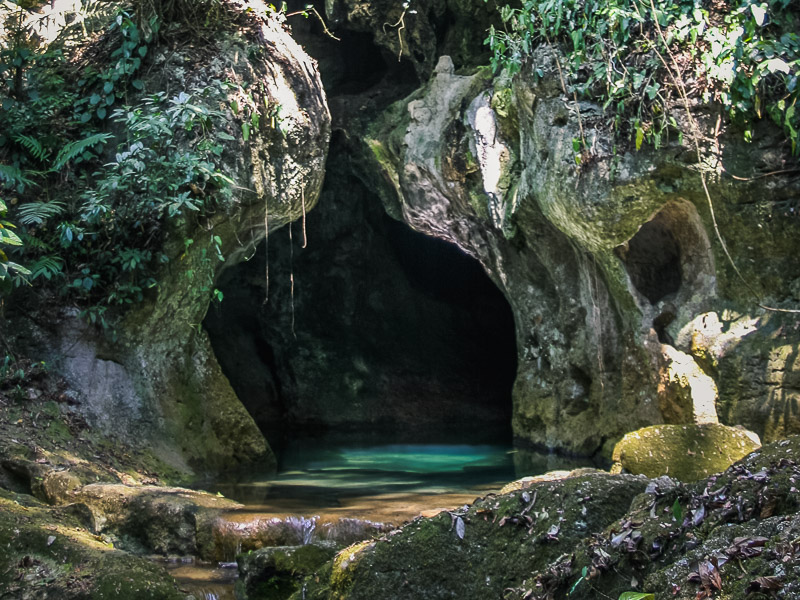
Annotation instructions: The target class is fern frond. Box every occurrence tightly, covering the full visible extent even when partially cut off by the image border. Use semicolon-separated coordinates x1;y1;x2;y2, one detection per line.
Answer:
17;200;66;226
0;164;33;188
13;134;50;162
28;256;64;281
20;234;51;251
53;133;113;170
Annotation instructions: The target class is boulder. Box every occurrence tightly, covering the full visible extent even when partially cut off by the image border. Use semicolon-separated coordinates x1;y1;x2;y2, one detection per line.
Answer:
611;424;761;481
237;543;338;600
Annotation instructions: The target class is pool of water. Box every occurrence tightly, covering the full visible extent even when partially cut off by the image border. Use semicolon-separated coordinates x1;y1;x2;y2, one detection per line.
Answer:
175;442;518;597
200;442;517;523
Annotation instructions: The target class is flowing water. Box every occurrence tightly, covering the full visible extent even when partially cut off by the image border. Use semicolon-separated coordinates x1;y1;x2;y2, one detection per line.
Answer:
171;441;518;598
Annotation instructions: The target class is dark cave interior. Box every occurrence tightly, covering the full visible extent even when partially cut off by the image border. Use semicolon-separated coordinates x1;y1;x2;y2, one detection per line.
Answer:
204;139;518;456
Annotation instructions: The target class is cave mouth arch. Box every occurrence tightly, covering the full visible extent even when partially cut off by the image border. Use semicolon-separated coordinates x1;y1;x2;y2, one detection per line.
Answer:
203;147;517;458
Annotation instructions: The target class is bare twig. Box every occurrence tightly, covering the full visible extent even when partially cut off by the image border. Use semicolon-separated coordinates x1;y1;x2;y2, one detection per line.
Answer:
286;7;340;41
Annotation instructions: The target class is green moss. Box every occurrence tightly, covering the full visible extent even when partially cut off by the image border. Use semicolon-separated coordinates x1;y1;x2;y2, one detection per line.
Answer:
612;424;761;481
238;544;338;600
0;489;183;600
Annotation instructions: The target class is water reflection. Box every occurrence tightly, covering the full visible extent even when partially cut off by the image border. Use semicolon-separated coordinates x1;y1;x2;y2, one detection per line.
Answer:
200;443;517;523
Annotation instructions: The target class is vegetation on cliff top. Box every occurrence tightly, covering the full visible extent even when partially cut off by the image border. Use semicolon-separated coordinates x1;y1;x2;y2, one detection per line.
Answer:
0;0;264;328
486;0;799;155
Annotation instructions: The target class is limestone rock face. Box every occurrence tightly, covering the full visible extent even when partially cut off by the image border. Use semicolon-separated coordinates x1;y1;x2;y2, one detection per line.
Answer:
16;3;331;474
360;46;800;455
611;423;761;481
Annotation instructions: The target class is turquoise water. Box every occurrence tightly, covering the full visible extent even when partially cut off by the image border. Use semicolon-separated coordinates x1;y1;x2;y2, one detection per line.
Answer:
172;443;518;598
202;442;517;517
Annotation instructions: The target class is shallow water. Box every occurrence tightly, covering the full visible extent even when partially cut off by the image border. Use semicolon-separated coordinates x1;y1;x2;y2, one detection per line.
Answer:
203;442;518;523
161;559;238;600
176;442;520;596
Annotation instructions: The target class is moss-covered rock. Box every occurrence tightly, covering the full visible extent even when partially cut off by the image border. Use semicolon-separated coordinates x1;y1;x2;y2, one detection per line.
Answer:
11;0;331;476
0;489;185;600
236;543;338;600
356;32;800;457
612;423;761;481
294;472;647;599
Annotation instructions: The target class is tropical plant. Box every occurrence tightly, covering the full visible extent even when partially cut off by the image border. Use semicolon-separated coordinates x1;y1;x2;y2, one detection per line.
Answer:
485;0;800;154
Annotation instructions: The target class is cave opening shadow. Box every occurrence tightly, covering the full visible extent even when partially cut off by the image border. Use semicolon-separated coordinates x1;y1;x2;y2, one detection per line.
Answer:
203;167;517;465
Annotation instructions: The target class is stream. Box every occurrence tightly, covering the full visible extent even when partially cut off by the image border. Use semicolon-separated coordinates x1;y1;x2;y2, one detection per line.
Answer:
168;441;519;599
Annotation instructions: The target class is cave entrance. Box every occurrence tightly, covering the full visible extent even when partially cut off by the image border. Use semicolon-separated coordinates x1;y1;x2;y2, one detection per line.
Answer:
203;145;517;461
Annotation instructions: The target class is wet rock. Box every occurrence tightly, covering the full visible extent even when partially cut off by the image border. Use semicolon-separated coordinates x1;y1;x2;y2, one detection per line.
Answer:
66;483;242;558
612;423;761;481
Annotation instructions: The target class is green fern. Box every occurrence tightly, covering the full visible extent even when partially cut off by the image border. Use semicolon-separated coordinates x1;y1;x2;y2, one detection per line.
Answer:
17;200;66;226
53;133;113;170
13;134;50;162
28;256;64;281
0;164;32;188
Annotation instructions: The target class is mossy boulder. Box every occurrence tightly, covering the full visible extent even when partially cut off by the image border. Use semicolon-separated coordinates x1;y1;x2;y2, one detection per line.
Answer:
612;423;761;481
545;436;800;600
236;543;338;600
0;489;185;600
294;472;647;599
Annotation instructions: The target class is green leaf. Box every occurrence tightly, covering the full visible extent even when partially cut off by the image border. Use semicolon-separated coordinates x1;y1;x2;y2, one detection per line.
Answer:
764;58;791;74
0;228;23;246
242;122;250;141
635;126;644;151
132;79;144;90
103;81;114;94
618;593;654;600
53;133;113;169
672;498;682;522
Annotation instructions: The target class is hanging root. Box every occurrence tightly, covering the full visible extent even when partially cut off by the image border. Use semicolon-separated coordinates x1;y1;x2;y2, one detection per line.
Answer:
264;201;269;304
301;187;308;249
288;222;296;339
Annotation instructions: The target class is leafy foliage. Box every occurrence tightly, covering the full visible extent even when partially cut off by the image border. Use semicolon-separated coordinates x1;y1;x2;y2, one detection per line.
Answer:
485;0;800;153
0;5;239;328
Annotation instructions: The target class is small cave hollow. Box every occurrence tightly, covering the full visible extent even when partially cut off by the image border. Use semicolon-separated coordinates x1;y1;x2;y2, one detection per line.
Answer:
203;145;517;459
618;211;683;306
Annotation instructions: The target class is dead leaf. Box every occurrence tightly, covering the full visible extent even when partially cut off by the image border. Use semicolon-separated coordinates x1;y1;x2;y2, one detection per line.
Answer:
747;576;783;593
455;516;465;540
